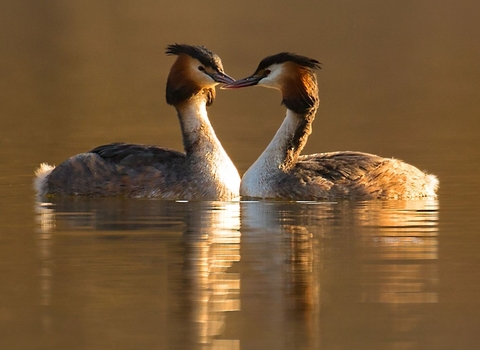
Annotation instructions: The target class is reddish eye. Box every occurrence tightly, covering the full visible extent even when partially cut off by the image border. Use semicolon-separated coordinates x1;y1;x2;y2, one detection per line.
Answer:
264;69;271;76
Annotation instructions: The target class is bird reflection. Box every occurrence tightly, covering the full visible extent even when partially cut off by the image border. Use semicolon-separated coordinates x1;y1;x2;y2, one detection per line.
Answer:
34;199;241;349
240;199;439;348
240;201;327;348
182;202;241;348
355;200;439;305
35;197;439;348
283;224;321;349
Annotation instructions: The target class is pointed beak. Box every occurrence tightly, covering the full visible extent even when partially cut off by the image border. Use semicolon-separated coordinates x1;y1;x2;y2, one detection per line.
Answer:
210;72;236;85
221;75;263;89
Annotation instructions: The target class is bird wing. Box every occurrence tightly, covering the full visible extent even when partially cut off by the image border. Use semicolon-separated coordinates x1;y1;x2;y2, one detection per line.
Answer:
272;151;390;200
46;143;188;197
295;151;386;182
89;142;186;169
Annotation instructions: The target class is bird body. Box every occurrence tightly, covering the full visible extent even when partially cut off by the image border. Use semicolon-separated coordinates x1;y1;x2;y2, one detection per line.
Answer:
35;44;240;200
224;53;438;200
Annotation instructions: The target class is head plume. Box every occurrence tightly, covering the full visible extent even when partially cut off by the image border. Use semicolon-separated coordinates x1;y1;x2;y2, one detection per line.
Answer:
256;52;321;73
166;44;225;74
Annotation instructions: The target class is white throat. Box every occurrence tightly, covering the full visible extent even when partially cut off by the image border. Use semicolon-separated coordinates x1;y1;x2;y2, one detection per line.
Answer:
178;95;241;199
178;96;210;135
241;109;300;198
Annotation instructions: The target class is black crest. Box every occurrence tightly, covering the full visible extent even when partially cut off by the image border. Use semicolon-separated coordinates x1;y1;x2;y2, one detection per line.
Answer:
256;52;321;72
166;44;224;72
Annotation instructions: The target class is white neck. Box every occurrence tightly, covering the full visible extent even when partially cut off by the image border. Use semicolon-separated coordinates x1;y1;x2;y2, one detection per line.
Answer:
176;96;220;154
241;109;301;197
176;95;240;198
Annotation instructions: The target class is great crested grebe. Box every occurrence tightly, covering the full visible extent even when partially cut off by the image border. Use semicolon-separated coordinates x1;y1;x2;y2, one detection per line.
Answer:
35;44;240;200
223;52;438;200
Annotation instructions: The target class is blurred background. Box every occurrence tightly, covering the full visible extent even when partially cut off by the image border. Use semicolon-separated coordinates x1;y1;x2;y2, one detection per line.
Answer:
2;0;479;178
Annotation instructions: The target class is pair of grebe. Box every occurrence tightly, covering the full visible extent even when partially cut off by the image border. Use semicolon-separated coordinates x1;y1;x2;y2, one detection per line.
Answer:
35;44;438;200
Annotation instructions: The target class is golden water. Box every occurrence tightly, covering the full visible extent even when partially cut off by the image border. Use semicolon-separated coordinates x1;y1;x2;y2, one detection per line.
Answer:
1;1;480;349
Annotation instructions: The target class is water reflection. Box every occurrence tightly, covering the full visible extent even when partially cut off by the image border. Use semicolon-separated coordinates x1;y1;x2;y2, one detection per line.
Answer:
35;199;241;350
183;202;241;349
34;198;439;349
355;201;439;305
240;199;439;349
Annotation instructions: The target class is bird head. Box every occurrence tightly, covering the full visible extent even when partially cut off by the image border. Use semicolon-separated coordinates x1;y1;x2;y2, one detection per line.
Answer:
166;44;234;107
223;52;321;114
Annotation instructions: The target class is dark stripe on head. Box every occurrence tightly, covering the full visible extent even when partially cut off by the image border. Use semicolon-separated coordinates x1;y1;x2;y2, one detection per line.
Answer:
255;52;321;73
166;44;224;72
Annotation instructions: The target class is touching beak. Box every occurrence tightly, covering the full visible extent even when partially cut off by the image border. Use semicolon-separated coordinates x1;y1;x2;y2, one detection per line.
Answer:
210;72;236;85
221;75;262;89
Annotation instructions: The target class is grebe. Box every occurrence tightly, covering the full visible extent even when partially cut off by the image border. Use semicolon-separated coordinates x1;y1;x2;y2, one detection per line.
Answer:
223;52;438;200
35;44;240;200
